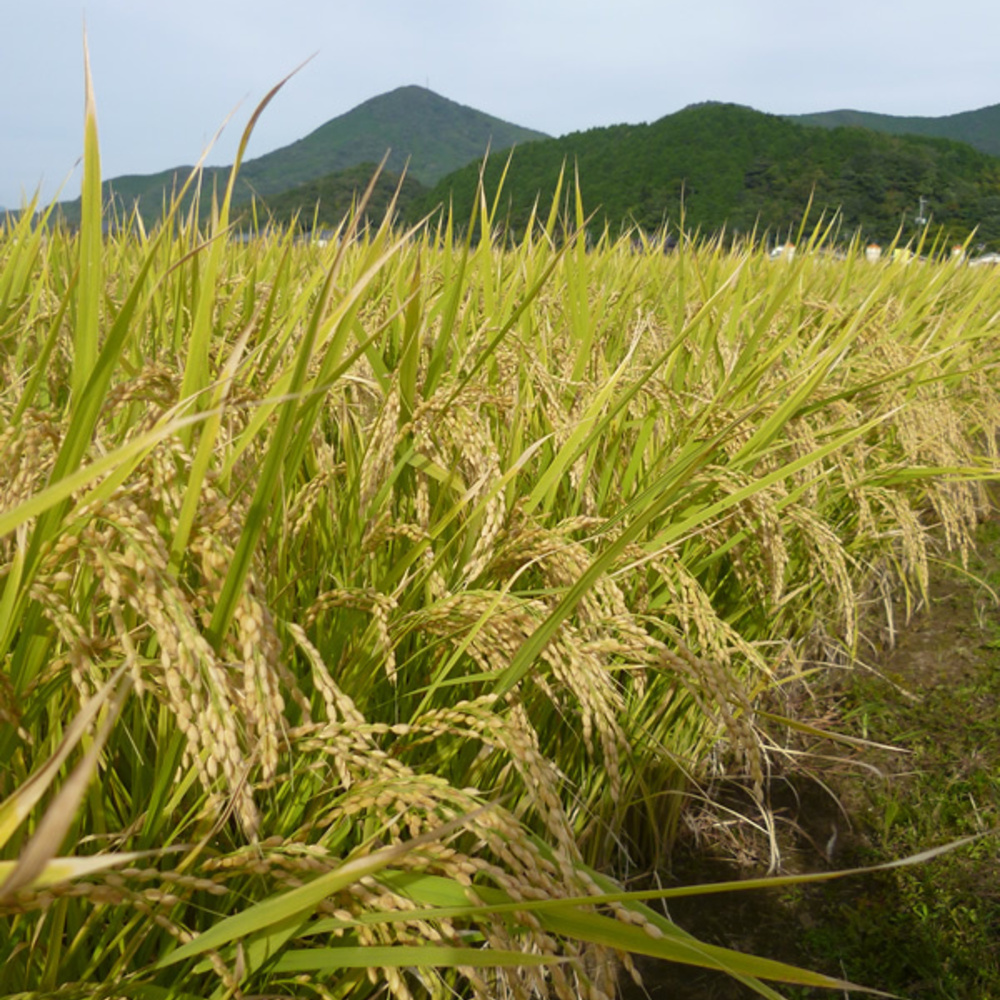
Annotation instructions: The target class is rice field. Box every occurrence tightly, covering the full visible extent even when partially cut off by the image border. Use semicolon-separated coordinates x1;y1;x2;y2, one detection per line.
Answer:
2;79;1000;999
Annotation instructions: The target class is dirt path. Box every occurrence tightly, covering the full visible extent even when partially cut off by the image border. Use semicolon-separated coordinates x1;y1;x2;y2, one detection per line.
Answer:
622;525;1000;999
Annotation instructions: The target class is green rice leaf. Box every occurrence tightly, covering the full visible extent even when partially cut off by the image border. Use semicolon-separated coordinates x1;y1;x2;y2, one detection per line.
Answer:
156;811;485;969
72;30;102;406
272;944;565;971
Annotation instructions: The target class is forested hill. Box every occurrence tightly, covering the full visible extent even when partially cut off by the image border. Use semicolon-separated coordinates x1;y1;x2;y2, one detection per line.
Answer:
236;85;549;189
411;103;1000;246
51;86;548;227
788;104;1000;158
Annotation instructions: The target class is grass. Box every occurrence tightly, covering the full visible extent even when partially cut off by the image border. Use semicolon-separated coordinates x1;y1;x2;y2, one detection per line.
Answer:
645;518;1000;1000
781;518;1000;999
2;62;1000;999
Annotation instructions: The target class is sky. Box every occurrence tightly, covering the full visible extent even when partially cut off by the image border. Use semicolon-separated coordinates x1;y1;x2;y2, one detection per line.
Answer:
3;0;1000;209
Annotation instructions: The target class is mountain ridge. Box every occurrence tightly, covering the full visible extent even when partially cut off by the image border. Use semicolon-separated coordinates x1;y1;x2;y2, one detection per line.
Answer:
42;87;1000;240
786;103;1000;157
411;102;1000;246
51;85;549;225
233;85;550;190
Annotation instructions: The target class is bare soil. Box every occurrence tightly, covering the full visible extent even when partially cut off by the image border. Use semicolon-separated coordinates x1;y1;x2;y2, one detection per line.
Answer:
621;531;1000;999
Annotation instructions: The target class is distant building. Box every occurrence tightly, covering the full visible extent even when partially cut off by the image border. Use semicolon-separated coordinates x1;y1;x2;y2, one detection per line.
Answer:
969;253;1000;267
865;243;882;262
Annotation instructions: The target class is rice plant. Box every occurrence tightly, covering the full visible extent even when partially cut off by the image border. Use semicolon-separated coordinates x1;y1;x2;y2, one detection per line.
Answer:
2;58;1000;999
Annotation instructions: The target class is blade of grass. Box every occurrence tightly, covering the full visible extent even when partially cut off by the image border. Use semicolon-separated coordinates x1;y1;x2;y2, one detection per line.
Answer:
156;809;491;969
0;667;131;900
272;945;566;972
0;665;128;850
71;29;101;408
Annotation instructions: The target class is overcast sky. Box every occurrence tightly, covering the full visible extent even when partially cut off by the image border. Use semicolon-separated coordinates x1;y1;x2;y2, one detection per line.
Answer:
3;0;999;208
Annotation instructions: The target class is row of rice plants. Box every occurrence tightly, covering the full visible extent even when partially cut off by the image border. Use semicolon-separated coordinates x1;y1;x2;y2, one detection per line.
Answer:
1;77;999;999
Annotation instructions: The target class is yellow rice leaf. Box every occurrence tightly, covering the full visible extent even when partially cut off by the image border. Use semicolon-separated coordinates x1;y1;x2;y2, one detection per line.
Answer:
0;667;131;902
0;665;128;853
0;851;146;892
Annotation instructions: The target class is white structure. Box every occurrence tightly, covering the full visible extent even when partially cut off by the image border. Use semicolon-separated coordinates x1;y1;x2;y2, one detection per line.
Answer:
969;253;1000;267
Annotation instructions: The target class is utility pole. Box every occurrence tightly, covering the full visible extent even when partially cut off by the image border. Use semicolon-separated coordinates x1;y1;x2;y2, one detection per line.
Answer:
915;196;929;226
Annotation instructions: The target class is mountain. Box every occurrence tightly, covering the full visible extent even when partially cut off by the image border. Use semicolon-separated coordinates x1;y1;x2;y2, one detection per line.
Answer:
411;103;1000;246
246;85;549;188
52;86;549;225
787;104;1000;158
